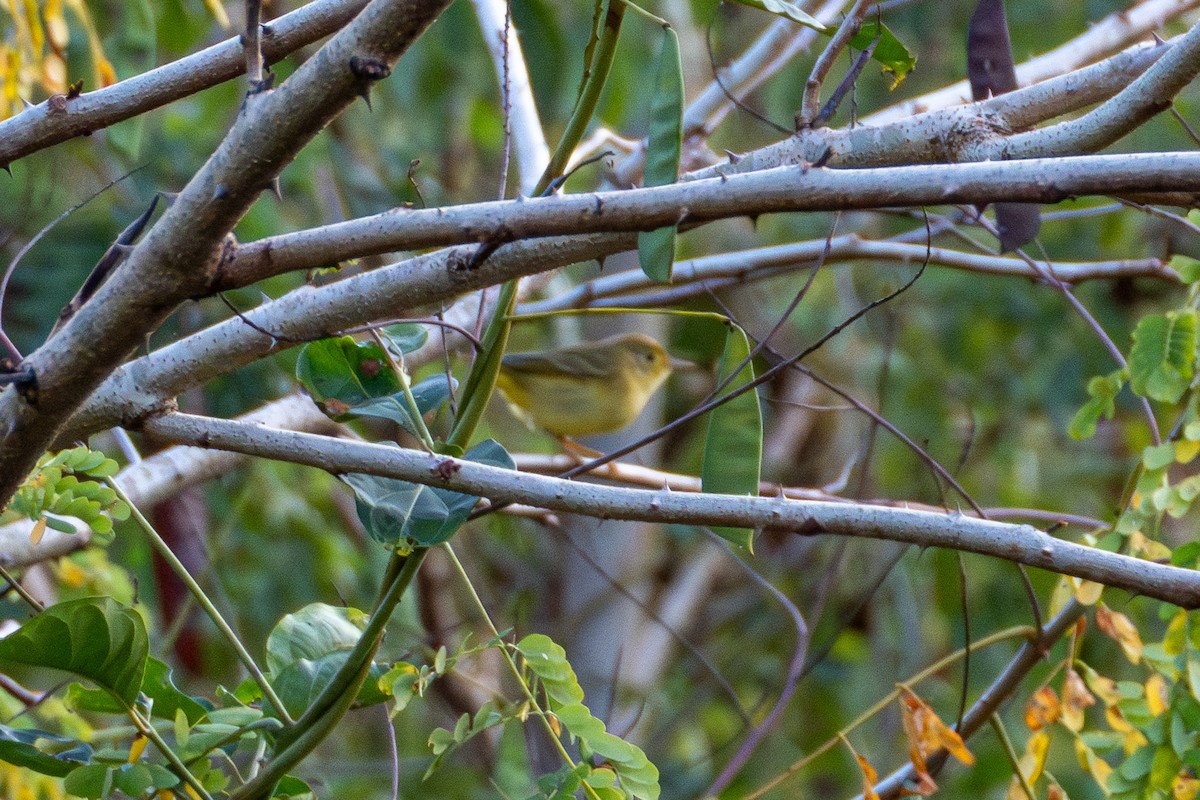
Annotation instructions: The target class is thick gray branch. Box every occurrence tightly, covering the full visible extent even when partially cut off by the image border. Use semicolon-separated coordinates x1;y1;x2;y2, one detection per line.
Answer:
143;412;1200;609
220;152;1200;286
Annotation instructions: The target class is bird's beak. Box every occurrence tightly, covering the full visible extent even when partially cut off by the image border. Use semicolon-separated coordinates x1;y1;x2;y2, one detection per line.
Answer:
669;356;702;372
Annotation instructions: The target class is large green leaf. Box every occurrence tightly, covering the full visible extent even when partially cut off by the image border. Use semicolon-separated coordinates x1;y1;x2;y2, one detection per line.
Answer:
265;603;387;718
701;326;762;550
67;656;210;724
1129;311;1197;404
266;603;369;676
270;653;390;720
296;336;399;414
0;597;148;706
0;725;92;778
637;26;683;284
343;439;515;548
296;335;455;434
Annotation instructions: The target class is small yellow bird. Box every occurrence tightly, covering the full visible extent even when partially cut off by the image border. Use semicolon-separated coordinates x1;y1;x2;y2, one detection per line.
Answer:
495;332;684;437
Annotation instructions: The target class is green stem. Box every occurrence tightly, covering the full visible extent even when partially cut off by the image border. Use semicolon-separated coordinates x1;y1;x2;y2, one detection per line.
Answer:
128;705;212;800
369;328;437;452
232;549;427;800
534;0;625;197
440;544;578;770
107;477;294;726
990;714;1037;800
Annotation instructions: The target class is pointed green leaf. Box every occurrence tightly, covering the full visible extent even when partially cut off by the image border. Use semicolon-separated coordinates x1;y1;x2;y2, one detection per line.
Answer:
343;439;513;548
637;26;683;284
850;20;917;86
701;326;762;550
0;597;148;706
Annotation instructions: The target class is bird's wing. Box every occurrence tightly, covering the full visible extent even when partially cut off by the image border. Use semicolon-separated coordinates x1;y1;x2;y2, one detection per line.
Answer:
500;346;612;378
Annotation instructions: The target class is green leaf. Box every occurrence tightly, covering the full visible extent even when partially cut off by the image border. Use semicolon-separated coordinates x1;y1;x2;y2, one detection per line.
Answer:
379;322;429;355
726;0;825;29
342;439;515;547
515;634;585;705
1069;371;1124;439
1129;311;1197;403
270;653;390;719
273;775;317;800
1143;442;1178;471
68;657;210;725
295;336;400;417
0;597;148;706
0;725;93;778
637;26;683;284
516;634;659;799
348;374;457;436
266;603;369;676
638;225;677;284
63;764;114;798
850;20;917;86
701;325;762;550
1171;254;1200;284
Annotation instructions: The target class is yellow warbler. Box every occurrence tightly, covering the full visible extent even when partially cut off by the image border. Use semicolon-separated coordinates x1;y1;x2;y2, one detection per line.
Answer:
495;333;684;437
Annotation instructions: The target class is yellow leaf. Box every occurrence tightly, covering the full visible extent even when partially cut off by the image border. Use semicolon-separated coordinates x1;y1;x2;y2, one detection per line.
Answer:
1050;575;1075;617
29;516;46;544
1129;530;1173;562
1096;604;1143;663
1025;686;1061;730
1166;610;1189;656
22;0;43;55
1071;577;1104;606
1080;664;1121;706
1147;674;1170;717
1075;737;1112;789
1019;729;1051;785
128;733;148;763
1105;706;1149;753
1178;439;1200;463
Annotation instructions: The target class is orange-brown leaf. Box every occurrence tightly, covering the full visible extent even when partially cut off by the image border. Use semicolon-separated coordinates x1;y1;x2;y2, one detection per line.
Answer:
1024;685;1061;730
1061;669;1096;732
899;687;975;769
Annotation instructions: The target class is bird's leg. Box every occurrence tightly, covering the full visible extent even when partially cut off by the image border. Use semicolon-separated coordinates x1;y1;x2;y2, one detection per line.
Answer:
559;437;620;478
